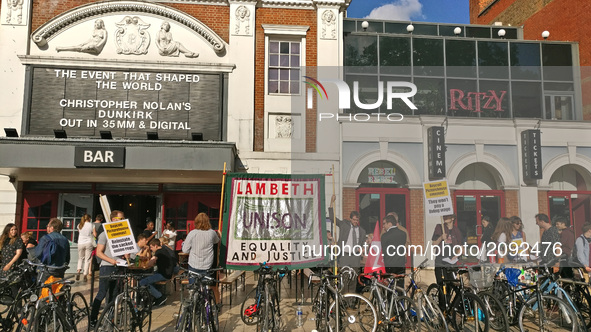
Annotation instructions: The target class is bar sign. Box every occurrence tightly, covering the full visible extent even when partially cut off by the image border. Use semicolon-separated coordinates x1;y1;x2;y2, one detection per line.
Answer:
75;147;125;168
521;129;542;180
428;126;446;180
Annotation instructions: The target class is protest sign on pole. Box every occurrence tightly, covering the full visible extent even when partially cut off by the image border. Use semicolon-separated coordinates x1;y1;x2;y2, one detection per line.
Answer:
221;173;327;270
103;219;138;257
423;179;454;216
99;194;111;220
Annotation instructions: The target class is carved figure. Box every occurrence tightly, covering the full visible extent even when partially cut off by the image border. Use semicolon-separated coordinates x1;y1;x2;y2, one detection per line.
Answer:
321;10;337;39
234;5;250;35
156;21;199;58
275;116;293;138
56;19;107;55
115;16;150;55
6;0;24;24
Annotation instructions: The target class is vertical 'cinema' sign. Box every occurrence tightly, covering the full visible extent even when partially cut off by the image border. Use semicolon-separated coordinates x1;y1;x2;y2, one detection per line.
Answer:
521;129;542;180
428;126;446;180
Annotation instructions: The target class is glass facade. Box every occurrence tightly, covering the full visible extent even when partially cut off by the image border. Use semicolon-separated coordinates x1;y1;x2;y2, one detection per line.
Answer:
343;19;577;119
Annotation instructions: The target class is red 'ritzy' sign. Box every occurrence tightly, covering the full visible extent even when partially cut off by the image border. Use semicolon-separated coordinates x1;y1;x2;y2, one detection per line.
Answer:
449;89;506;112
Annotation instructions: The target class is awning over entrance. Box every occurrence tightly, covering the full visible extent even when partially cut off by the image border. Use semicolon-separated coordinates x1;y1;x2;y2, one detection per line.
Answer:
0;137;236;182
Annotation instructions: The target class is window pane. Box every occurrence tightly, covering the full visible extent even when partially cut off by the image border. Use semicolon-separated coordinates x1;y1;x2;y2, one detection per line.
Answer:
439;25;463;37
268;81;278;93
413;24;438;36
510;43;541;80
343;20;356;33
384;22;409;34
345;75;380;113
28;207;37;218
27;218;37;230
269;55;278;66
545;95;552;119
414;78;445;115
269;42;279;53
478;41;508;79
447;79;477;117
280;55;289;67
269;69;278;80
545;82;573;91
554;96;573;120
39;218;50;229
290;82;300;94
290;69;300;80
466;27;491;38
280;69;289;80
344;35;378;71
543;44;573;81
63;201;75;217
40;201;52;216
479;80;510;118
291;43;300;55
280;42;290;54
413;38;444;76
280;81;289;93
446;40;476;77
379;36;411;75
512;82;542;118
291;55;300;66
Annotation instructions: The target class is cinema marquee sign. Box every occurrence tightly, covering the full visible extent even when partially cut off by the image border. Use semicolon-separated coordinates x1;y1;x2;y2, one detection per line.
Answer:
449;89;507;113
28;67;222;140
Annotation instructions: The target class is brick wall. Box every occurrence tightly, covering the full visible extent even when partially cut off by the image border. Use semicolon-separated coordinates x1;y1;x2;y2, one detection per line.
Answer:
342;187;357;219
504;190;519;217
31;1;230;41
409;189;424;247
537;190;548;216
254;8;317;151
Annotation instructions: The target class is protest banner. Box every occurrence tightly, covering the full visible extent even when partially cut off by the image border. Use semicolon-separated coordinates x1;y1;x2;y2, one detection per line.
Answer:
221;173;327;270
423;179;454;216
103;219;138;257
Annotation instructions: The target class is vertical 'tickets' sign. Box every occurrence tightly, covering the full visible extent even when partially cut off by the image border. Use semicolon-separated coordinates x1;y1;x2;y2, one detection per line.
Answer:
428;126;446;180
521;129;542;180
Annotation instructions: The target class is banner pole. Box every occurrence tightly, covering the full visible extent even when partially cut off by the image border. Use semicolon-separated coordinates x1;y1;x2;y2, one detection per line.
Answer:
332;164;337;275
218;162;227;231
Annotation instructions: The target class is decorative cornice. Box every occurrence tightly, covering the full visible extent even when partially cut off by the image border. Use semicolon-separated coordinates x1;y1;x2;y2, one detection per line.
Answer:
259;0;315;9
31;1;227;54
262;24;310;35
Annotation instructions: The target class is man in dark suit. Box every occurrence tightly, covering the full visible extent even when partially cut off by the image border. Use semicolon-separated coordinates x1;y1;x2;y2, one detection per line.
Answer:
328;195;366;269
381;214;407;289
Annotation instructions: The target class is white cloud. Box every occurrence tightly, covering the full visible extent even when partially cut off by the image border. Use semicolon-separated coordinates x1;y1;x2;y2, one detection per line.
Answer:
365;0;424;21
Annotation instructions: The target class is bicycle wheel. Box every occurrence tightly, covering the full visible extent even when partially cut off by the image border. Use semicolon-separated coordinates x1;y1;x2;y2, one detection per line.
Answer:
390;295;419;332
415;293;448;332
206;290;219;332
33;304;68;332
70;292;90;332
427;283;441;307
519;294;577;332
451;292;489;332
256;287;275;332
566;283;591;329
314;288;329;331
328;293;378;332
176;301;194;332
95;299;135;332
0;287;13;315
137;288;152;332
241;287;261;326
477;291;508;331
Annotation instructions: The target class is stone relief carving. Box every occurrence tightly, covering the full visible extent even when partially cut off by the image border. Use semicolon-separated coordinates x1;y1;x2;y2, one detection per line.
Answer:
55;19;107;55
275;116;293;138
5;0;24;24
321;9;336;40
115;16;150;55
156;21;199;58
234;5;251;35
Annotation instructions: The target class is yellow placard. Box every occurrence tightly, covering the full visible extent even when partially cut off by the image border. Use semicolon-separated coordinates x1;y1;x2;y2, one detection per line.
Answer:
104;220;132;239
423;180;449;198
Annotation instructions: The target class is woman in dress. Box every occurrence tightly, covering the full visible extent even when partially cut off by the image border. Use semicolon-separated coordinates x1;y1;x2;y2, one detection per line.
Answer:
0;224;23;277
77;214;94;281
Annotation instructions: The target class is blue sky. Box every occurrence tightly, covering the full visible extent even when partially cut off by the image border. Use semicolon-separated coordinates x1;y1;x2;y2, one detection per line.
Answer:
346;0;469;24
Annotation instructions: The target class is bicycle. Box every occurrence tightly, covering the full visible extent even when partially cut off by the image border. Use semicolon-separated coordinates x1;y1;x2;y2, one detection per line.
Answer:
427;266;490;332
561;266;591;330
360;271;418;331
466;264;509;331
28;261;90;332
176;267;222;332
0;261;37;331
491;259;578;332
94;268;153;332
241;263;288;332
310;265;377;332
400;259;448;332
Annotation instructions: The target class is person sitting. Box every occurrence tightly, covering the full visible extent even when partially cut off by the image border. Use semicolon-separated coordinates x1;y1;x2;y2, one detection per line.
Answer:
139;238;178;306
130;233;151;267
162;222;177;249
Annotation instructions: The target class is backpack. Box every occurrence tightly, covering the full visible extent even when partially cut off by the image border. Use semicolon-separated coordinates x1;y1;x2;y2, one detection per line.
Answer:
40;234;57;265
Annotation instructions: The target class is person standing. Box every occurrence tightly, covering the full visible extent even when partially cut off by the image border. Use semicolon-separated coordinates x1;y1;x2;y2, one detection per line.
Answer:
76;214;94;282
574;223;591;273
34;218;70;278
328;195;366;269
182;213;220;303
387;212;410;246
0;224;23;278
143;219;157;243
535;213;560;264
431;214;462;285
508;216;527;262
480;216;494;244
92;214;104;243
555;217;575;278
381;215;407;289
162;222;177;249
89;210;125;328
491;217;512;263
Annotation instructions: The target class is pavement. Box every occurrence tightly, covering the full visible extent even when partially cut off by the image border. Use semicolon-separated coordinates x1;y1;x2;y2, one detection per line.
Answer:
69;269;438;332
